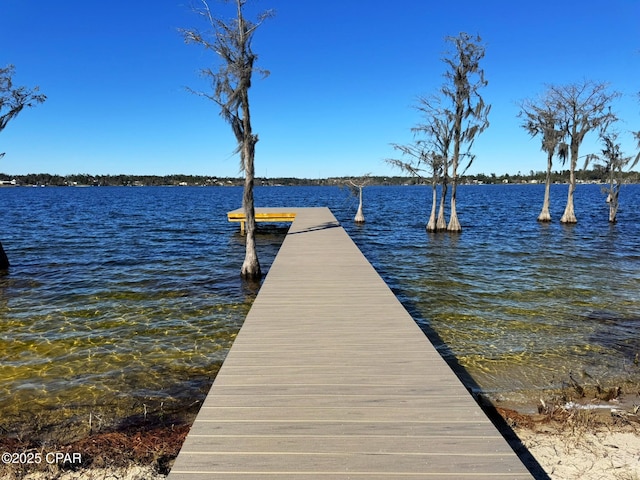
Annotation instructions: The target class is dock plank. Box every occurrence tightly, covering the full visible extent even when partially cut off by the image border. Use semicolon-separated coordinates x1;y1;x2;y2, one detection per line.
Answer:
168;207;534;478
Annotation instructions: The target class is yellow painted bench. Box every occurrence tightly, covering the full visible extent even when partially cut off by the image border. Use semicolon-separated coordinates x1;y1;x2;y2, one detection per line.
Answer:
227;208;297;233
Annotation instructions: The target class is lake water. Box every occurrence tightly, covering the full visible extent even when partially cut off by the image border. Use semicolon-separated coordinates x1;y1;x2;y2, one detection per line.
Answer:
1;183;639;438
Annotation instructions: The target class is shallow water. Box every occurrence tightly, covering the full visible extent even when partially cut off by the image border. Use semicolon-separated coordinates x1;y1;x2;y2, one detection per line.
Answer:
0;183;639;436
345;183;640;407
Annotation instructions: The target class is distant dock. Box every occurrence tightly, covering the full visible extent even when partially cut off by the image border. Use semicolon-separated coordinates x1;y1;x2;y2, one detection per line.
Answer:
169;207;534;478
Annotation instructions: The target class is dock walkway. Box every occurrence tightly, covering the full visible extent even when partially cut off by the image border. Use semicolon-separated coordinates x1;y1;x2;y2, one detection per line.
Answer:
168;207;534;479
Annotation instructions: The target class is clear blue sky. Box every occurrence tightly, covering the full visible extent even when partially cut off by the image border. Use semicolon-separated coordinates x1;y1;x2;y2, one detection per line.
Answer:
1;0;638;178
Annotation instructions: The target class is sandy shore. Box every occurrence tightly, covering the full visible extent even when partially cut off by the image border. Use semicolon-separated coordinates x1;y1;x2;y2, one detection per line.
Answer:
498;403;640;480
3;406;640;479
518;428;640;479
18;465;165;480
11;426;640;480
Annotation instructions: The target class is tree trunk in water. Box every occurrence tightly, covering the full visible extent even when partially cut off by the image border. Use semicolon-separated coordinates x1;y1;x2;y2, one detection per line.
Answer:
448;96;463;233
560;145;578;224
241;179;261;279
537;153;553;222
560;168;577;223
609;189;619;223
426;186;437;232
240;140;261;280
0;242;8;269
354;186;365;223
560;185;576;223
436;181;447;230
447;180;461;232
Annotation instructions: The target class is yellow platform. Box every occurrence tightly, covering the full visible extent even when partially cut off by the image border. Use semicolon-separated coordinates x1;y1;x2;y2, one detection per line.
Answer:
227;207;298;233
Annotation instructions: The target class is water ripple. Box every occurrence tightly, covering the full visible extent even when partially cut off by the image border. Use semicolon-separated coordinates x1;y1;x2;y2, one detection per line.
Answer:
1;183;639;434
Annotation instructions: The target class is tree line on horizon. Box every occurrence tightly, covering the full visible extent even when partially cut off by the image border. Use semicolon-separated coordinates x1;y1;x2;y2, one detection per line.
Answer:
2;170;639;188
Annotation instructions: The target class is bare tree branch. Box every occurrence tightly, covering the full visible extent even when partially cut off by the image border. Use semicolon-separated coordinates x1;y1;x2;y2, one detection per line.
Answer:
441;32;490;232
0;65;46;158
181;0;272;279
545;80;620;223
588;130;636;222
518;96;566;221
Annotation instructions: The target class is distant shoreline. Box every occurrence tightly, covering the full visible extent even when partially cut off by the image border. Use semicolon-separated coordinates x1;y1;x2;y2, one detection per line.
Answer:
1;170;639;188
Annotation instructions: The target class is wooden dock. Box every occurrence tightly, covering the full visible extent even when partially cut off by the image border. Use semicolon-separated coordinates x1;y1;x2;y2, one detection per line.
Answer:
168;207;535;479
